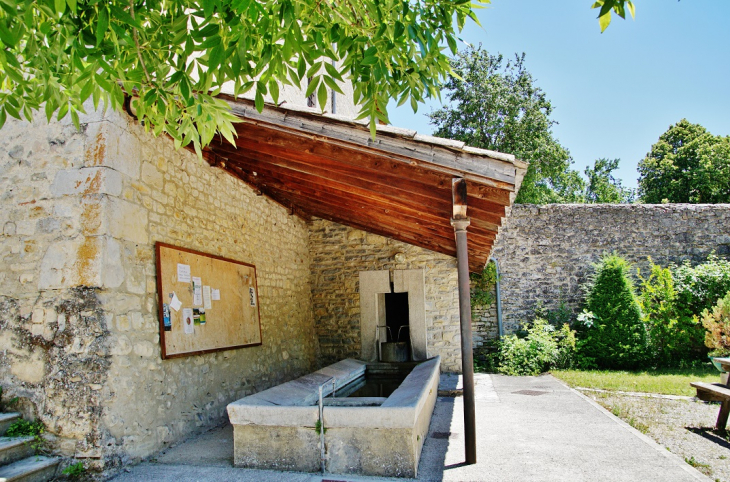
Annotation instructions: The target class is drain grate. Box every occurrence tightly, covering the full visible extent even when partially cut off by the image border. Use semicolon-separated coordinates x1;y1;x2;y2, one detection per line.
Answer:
512;390;548;396
431;431;459;439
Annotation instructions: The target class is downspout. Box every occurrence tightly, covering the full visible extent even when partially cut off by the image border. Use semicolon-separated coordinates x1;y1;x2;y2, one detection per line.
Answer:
489;257;504;338
330;60;337;114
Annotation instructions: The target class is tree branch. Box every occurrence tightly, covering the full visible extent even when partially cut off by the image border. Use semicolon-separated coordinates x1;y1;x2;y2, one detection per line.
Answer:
129;0;152;84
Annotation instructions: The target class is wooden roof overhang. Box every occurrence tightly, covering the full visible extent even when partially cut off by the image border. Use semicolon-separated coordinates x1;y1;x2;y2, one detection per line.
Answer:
202;97;527;273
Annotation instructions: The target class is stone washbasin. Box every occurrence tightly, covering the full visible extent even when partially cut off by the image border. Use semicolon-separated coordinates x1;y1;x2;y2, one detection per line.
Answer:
226;356;441;477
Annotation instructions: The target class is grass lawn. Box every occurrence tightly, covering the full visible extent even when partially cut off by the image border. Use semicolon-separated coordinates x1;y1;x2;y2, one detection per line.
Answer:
551;366;720;396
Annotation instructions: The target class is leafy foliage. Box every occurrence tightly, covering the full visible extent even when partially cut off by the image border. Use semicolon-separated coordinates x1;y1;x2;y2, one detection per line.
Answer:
577;254;647;369
638;119;730;203
495;318;576;376
701;291;730;356
6;419;44;437
638;259;704;366
0;0;485;156
62;462;86;480
535;299;574;328
673;255;730;318
591;0;636;32
428;47;588;204
470;261;497;308
583;158;635;203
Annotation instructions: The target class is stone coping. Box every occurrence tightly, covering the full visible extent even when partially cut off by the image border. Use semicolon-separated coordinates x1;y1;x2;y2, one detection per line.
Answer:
227;356;441;429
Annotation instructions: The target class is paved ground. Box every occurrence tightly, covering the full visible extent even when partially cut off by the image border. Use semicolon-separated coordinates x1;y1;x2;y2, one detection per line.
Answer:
111;374;709;482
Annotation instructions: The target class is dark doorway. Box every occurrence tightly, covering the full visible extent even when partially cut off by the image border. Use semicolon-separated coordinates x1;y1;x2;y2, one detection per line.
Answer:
384;284;409;343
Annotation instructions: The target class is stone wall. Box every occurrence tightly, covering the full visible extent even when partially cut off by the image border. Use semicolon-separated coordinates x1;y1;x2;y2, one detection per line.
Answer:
492;204;730;333
0;108;317;472
308;219;463;372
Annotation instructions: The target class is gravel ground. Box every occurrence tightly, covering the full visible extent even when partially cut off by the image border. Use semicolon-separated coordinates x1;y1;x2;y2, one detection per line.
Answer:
585;390;730;482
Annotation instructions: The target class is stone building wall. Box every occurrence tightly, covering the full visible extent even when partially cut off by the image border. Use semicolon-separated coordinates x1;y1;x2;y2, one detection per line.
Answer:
308;219;463;372
0;108;317;471
491;204;730;334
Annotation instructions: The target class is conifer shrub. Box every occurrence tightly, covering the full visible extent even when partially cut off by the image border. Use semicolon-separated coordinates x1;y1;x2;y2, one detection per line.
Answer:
638;259;705;366
577;254;647;369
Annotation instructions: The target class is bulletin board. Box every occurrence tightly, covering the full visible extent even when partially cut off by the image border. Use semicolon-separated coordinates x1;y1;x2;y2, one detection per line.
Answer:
155;242;262;359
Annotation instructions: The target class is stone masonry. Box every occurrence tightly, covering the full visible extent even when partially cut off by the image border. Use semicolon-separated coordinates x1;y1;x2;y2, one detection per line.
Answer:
308;219;463;372
491;203;730;333
0;107;317;473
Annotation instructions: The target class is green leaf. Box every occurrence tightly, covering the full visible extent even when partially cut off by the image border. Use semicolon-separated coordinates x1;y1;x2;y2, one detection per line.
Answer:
209;44;224;70
66;0;76;14
317;82;327;111
0;21;17;47
80;80;95;103
323;75;344;95
324;62;343;81
268;80;279;104
96;7;109;47
70;108;80;130
0;108;6;129
626;0;635;19
599;10;611;32
254;90;264;112
54;0;66;15
361;56;377;66
304;76;319;98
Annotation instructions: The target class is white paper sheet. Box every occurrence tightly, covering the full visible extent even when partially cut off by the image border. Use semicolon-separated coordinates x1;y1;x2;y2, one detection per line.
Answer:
192;277;202;306
182;308;194;334
170;293;182;311
177;264;191;283
211;289;220;301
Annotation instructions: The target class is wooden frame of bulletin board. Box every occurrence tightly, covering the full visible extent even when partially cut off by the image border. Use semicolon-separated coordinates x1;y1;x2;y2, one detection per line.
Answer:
155;242;262;359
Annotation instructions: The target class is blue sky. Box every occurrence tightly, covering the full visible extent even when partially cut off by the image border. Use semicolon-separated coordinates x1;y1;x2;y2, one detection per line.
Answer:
388;1;730;189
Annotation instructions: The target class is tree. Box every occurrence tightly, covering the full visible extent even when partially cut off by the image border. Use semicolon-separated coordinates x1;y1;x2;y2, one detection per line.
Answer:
0;1;636;156
0;0;484;156
427;47;586;204
583;158;635;203
577;254;647;369
638;119;730;203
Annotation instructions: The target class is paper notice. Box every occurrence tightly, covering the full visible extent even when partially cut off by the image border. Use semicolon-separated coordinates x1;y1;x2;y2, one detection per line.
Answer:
182;308;194;334
192;277;202;306
170;292;182;311
177;264;191;283
211;289;220;301
249;287;257;307
203;285;212;310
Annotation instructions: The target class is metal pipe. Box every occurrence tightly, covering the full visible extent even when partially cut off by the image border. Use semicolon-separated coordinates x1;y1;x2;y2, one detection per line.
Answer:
451;216;477;465
489;257;504;338
330;60;337;114
318;384;326;473
318;376;335;473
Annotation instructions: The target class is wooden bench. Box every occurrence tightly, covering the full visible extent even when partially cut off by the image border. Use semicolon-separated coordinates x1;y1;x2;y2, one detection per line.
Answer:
691;380;730;430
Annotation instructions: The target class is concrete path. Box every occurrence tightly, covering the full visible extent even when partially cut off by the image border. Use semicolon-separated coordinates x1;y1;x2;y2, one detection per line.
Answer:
111;374;708;482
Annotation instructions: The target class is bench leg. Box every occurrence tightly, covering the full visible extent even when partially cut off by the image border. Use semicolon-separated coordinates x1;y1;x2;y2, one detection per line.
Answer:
717;401;730;430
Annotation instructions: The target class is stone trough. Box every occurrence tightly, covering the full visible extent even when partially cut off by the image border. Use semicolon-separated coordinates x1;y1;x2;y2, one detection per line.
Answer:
227;356;440;477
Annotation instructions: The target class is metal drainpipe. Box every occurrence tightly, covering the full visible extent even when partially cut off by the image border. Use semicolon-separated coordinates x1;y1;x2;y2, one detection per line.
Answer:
489;257;504;338
330;60;337;114
451;216;477;465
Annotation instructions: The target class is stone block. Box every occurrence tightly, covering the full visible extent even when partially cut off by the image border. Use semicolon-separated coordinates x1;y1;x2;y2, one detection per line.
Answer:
107;198;148;244
84;121;141;178
51;167;123;197
10;349;45;384
141;162;164;191
38;236;124;289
